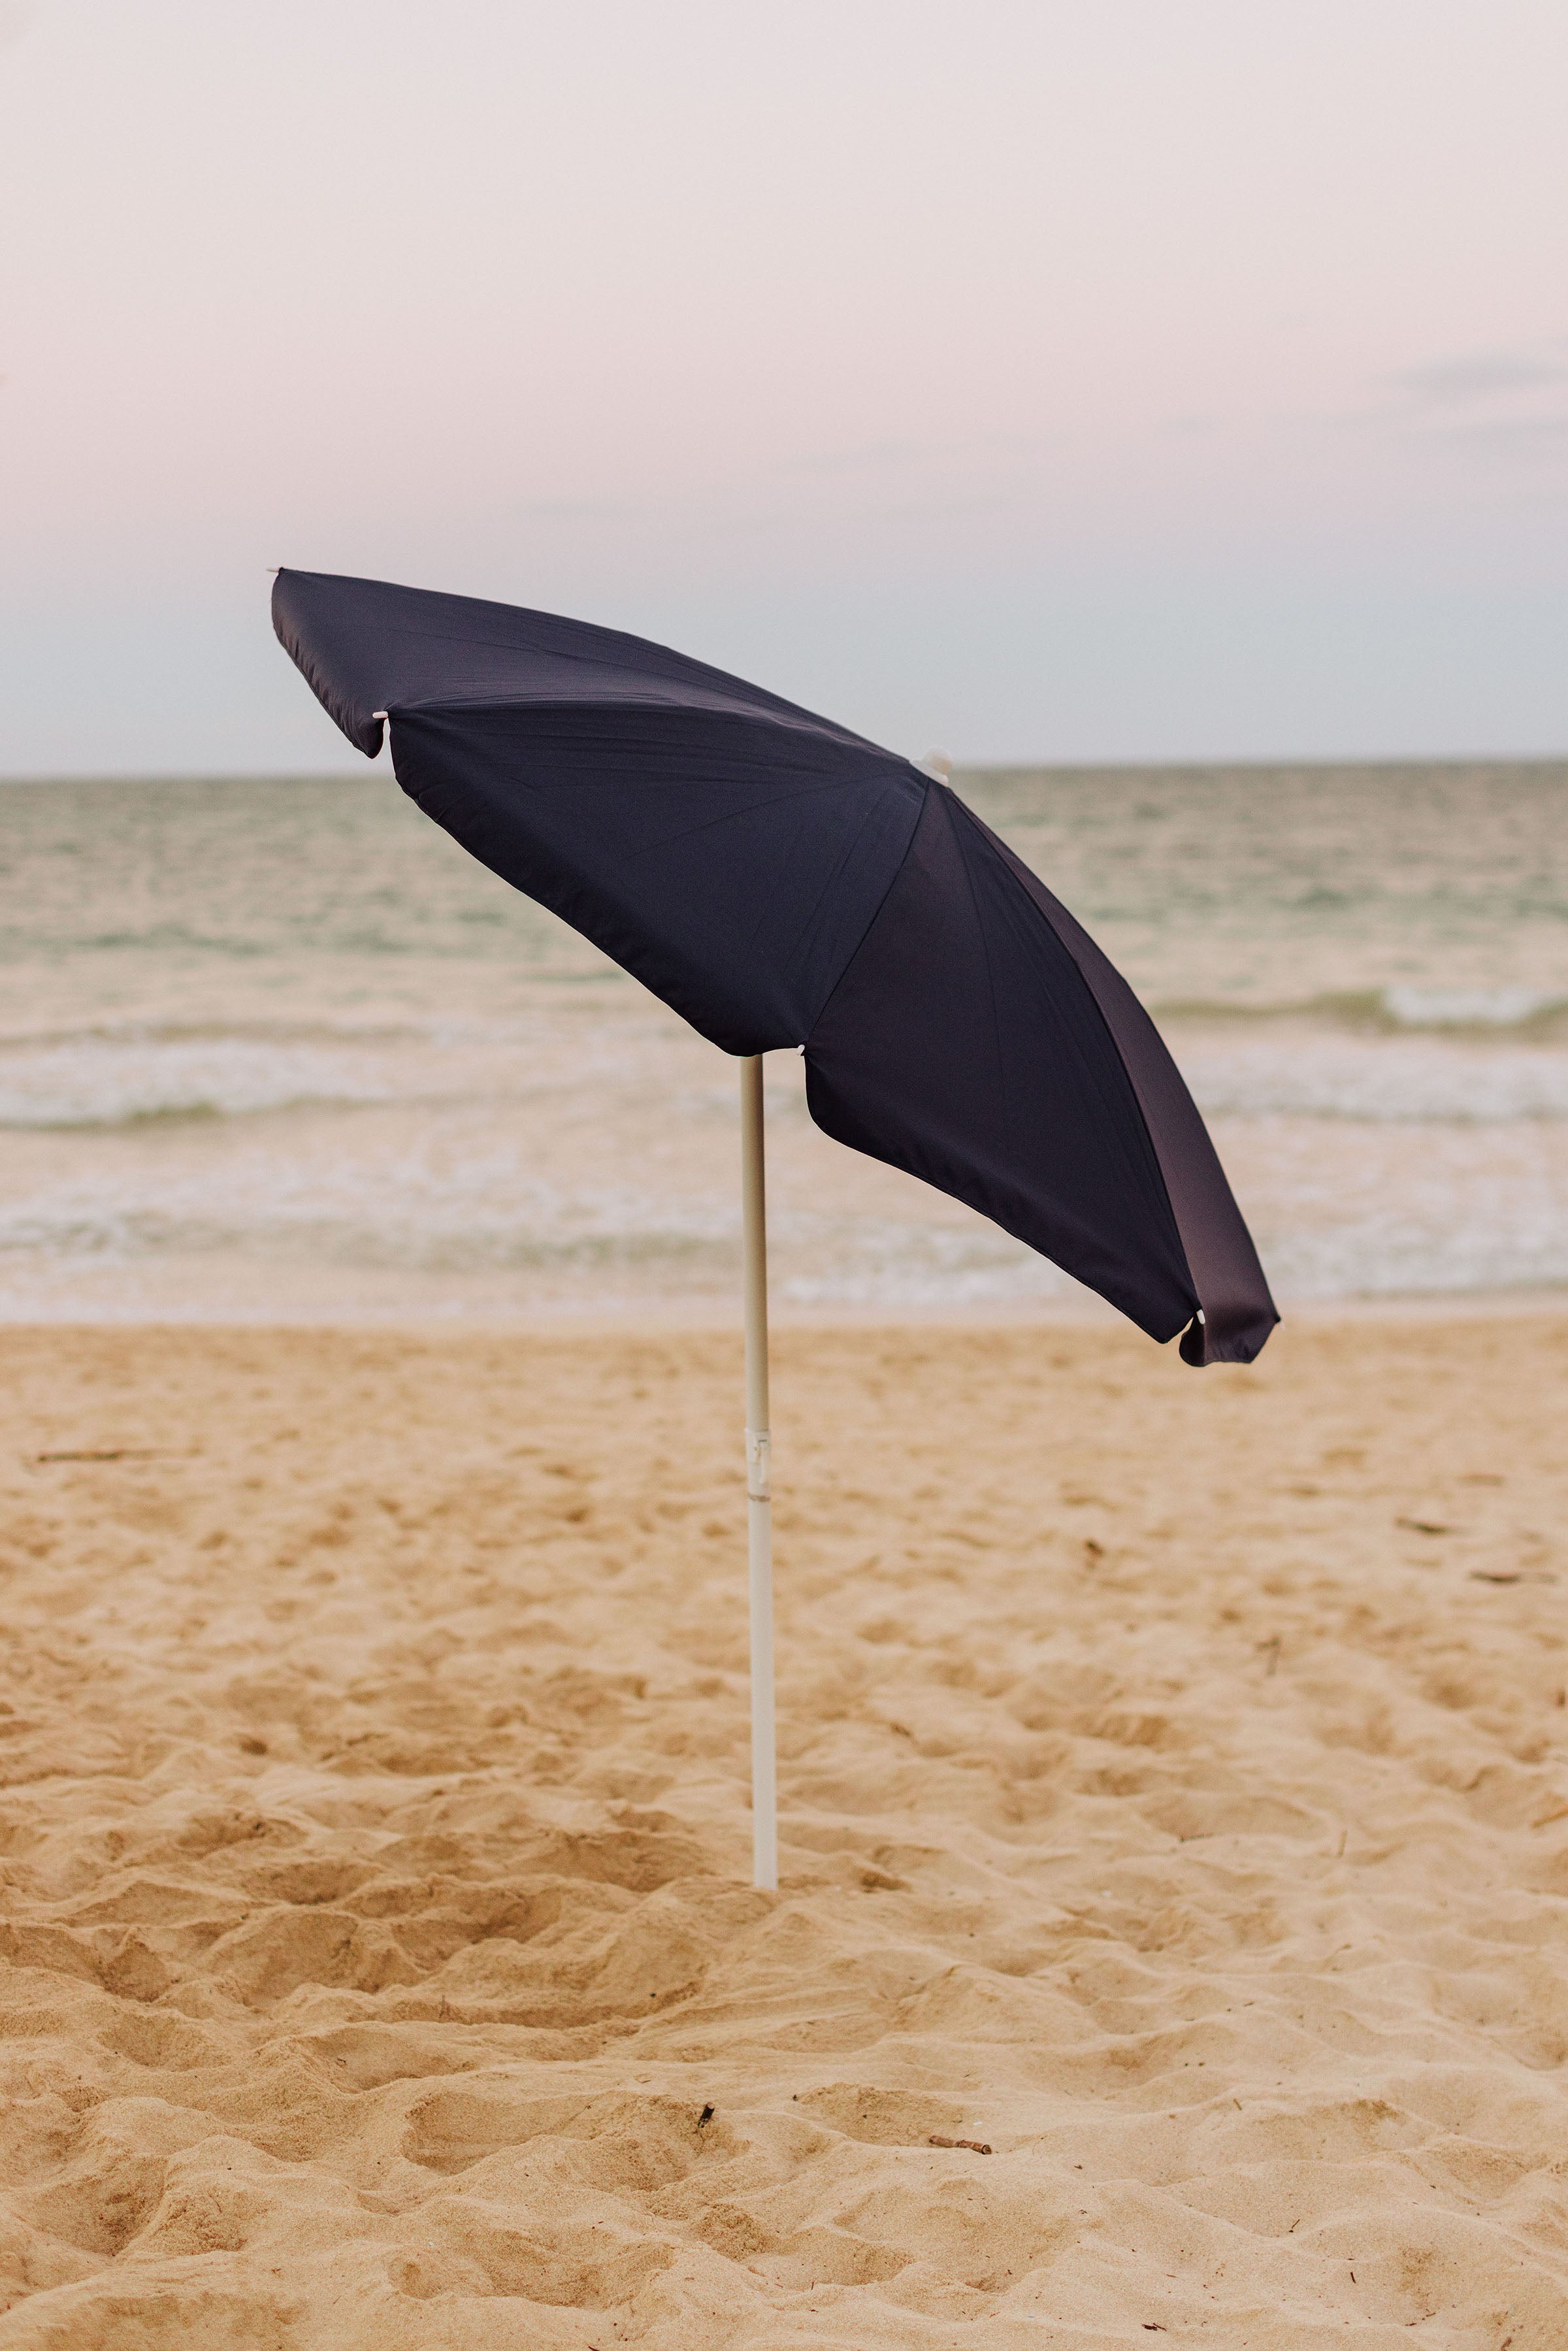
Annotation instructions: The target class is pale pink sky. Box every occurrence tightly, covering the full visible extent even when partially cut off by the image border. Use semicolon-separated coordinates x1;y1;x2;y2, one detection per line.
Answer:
1;0;1564;770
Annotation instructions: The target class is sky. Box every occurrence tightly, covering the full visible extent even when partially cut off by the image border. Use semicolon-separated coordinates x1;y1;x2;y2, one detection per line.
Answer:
1;0;1565;773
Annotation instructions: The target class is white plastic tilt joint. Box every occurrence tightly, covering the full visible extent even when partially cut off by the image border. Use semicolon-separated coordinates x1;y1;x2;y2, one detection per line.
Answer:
745;1428;772;1502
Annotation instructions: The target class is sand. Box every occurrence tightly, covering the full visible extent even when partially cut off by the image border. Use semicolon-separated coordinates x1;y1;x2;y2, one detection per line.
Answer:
1;1315;1565;2348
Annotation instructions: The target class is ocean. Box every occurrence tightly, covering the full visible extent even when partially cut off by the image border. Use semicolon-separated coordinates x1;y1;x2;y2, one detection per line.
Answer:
1;763;1564;1324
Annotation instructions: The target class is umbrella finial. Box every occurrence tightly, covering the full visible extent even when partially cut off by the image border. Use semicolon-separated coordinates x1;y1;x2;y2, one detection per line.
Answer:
919;749;951;781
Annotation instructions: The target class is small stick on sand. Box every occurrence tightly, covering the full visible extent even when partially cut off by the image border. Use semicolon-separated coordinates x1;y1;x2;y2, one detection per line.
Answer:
35;1449;161;1462
929;2135;991;2154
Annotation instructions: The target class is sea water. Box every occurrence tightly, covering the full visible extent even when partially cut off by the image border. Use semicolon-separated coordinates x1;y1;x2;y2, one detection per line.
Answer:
1;764;1563;1322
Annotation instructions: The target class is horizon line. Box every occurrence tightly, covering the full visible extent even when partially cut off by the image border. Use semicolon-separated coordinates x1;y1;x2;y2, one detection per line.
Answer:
3;749;1567;787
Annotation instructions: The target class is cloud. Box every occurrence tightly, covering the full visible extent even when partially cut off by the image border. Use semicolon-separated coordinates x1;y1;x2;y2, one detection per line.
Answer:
1378;345;1568;469
1441;416;1568;462
1392;351;1568;408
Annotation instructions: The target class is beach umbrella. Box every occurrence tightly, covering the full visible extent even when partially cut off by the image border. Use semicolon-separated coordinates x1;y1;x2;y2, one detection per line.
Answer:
272;568;1277;1887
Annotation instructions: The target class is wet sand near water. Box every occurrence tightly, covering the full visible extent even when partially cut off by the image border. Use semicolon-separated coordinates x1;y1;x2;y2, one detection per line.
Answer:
1;1316;1566;2346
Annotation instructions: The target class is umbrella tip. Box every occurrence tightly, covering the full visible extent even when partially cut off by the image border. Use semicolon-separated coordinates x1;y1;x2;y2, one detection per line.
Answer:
918;749;951;781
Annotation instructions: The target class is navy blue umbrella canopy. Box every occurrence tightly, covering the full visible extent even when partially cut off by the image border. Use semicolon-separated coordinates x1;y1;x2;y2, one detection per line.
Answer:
274;568;1277;1365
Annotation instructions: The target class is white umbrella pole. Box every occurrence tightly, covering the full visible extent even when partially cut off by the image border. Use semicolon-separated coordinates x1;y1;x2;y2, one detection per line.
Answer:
740;1053;777;1891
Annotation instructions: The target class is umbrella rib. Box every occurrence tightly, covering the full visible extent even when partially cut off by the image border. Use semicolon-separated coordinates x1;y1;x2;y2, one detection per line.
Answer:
954;804;1194;1299
400;676;876;747
770;789;923;1004
799;785;936;1051
615;779;887;864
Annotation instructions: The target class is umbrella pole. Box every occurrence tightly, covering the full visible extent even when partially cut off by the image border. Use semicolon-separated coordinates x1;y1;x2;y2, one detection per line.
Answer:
740;1053;777;1891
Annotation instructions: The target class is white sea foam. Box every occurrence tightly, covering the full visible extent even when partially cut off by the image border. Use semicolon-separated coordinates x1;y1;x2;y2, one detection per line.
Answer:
1257;1211;1568;1299
1181;1037;1568;1123
1380;984;1565;1028
0;1152;740;1274
0;1038;413;1128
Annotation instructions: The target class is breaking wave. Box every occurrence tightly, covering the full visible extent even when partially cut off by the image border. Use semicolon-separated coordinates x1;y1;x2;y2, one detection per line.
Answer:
0;1036;410;1128
1153;986;1568;1036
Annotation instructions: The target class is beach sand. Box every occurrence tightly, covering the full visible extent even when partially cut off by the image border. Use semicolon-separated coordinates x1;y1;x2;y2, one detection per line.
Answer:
1;1314;1565;2347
